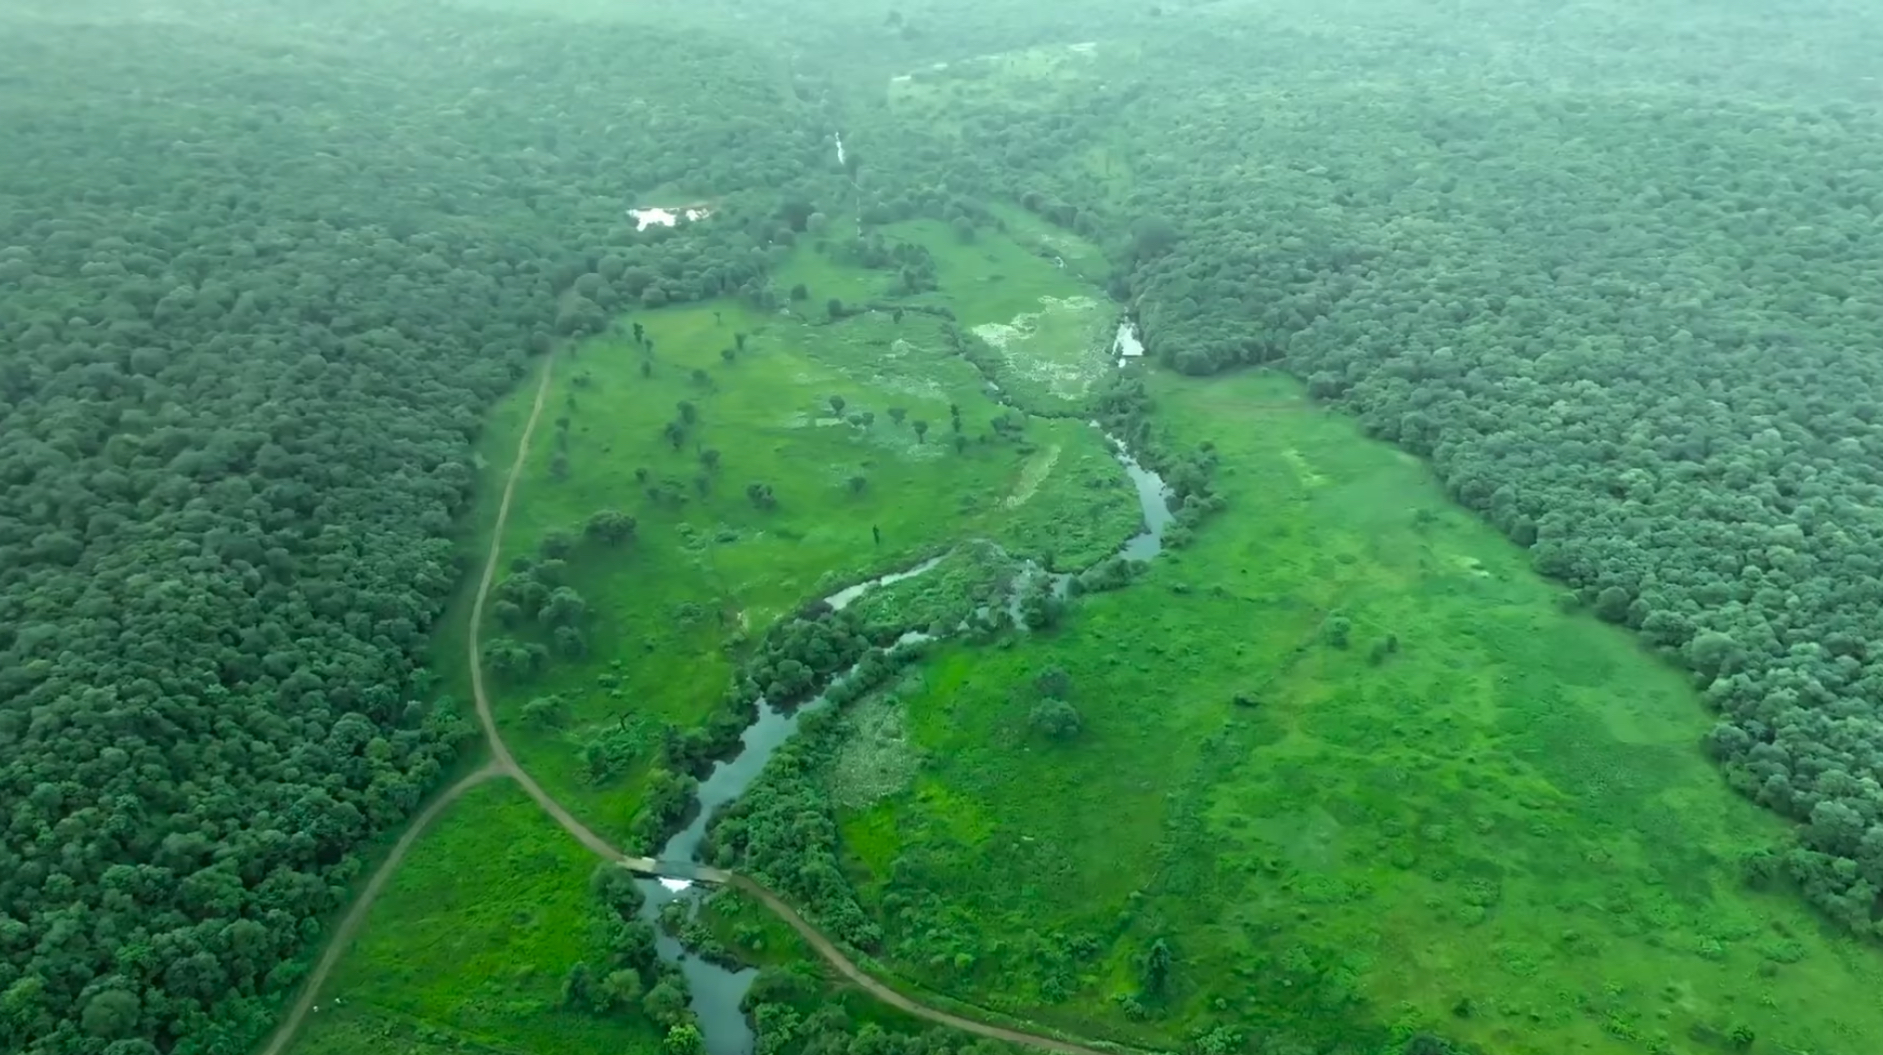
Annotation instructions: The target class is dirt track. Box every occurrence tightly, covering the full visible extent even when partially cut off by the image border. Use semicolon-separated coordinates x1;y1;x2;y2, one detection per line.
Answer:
266;351;1128;1055
256;765;504;1055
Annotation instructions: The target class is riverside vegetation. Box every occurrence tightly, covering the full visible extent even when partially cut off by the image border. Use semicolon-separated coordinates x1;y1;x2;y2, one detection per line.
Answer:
9;3;1883;1055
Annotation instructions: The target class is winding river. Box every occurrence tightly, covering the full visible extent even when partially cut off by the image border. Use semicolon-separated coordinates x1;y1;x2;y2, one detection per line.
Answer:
641;356;1173;1054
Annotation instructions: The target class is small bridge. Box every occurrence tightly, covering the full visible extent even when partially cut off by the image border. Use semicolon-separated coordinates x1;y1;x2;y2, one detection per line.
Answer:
620;856;733;885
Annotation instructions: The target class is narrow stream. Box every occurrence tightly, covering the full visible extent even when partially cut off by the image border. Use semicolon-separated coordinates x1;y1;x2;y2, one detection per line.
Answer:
638;320;1171;1055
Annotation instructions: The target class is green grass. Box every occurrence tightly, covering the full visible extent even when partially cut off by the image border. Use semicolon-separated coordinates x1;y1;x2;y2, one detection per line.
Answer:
833;370;1883;1055
775;218;1116;415
291;780;662;1055
886;41;1112;137
482;234;1138;843
313;215;1140;1053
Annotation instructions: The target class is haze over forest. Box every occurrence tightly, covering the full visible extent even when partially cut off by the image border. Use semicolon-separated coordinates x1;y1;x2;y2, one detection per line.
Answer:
6;3;1883;1055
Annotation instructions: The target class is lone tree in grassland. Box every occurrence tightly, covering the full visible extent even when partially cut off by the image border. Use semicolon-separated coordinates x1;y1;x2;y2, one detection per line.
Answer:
1028;698;1083;741
700;448;721;472
848;474;867;494
829;394;847;417
1321;614;1352;648
677;400;697;424
913;419;929;443
585;509;636;545
888;406;907;426
1035;665;1072;698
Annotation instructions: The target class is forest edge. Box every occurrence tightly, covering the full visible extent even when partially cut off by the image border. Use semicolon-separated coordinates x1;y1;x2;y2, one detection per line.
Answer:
258;349;1140;1055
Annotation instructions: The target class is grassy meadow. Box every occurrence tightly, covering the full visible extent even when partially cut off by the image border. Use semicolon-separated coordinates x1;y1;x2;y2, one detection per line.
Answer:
832;371;1883;1055
289;781;663;1055
295;215;1142;1053
481;232;1138;843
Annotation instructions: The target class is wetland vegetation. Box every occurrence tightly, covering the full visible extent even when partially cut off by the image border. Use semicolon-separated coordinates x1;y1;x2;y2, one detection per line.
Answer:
8;3;1883;1055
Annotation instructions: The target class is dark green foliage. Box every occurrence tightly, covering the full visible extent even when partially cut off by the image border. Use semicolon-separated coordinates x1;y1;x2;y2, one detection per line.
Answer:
1141;938;1173;997
1321;615;1352;649
0;1;836;1047
586;509;637;545
1028;699;1083;741
1034;666;1072;698
540;529;578;561
522;695;568;729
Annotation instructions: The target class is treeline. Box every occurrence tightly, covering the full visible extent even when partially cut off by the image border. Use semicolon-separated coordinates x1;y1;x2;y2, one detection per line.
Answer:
0;2;841;1051
951;12;1883;934
1117;88;1883;933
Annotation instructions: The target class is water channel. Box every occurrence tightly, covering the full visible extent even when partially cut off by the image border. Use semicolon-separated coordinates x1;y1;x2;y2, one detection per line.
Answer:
634;319;1171;1055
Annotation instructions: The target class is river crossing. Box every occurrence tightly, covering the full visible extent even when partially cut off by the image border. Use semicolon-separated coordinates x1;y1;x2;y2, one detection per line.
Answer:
638;322;1172;1054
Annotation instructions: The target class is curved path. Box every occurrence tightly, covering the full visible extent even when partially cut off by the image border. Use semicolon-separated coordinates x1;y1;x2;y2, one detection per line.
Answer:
271;351;1129;1055
258;764;505;1055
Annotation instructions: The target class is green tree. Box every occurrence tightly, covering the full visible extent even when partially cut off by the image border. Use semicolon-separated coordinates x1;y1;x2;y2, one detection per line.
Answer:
586;509;637;545
1029;699;1083;741
663;1023;706;1055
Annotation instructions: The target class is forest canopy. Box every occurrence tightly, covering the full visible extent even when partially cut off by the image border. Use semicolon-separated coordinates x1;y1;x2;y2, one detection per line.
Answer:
0;4;841;1052
10;0;1883;1052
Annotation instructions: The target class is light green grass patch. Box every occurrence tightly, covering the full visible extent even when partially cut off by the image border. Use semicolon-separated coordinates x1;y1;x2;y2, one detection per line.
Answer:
969;294;1113;410
487;294;1137;839
832;369;1883;1055
887;41;1110;127
300;780;661;1055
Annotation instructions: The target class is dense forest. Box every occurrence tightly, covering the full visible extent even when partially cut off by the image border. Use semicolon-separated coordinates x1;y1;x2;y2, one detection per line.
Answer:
10;0;1883;1053
1097;25;1883;930
0;4;834;1052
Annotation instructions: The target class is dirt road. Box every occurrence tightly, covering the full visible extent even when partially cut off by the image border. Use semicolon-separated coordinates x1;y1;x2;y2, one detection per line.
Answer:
256;765;504;1055
268;350;1129;1055
729;876;1122;1055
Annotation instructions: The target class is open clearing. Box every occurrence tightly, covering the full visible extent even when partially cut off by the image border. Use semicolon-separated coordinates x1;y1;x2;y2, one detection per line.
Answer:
834;371;1883;1055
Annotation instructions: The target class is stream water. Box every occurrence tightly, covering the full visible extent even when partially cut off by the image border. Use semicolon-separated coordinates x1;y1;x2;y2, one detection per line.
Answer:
636;319;1171;1055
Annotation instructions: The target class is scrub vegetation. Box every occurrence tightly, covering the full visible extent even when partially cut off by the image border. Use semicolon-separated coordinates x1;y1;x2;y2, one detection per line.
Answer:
10;3;1883;1055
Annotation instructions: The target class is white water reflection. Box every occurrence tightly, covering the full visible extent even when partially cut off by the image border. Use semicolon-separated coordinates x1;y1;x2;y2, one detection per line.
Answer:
1114;318;1145;366
823;555;946;611
834;131;846;166
628;205;713;231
